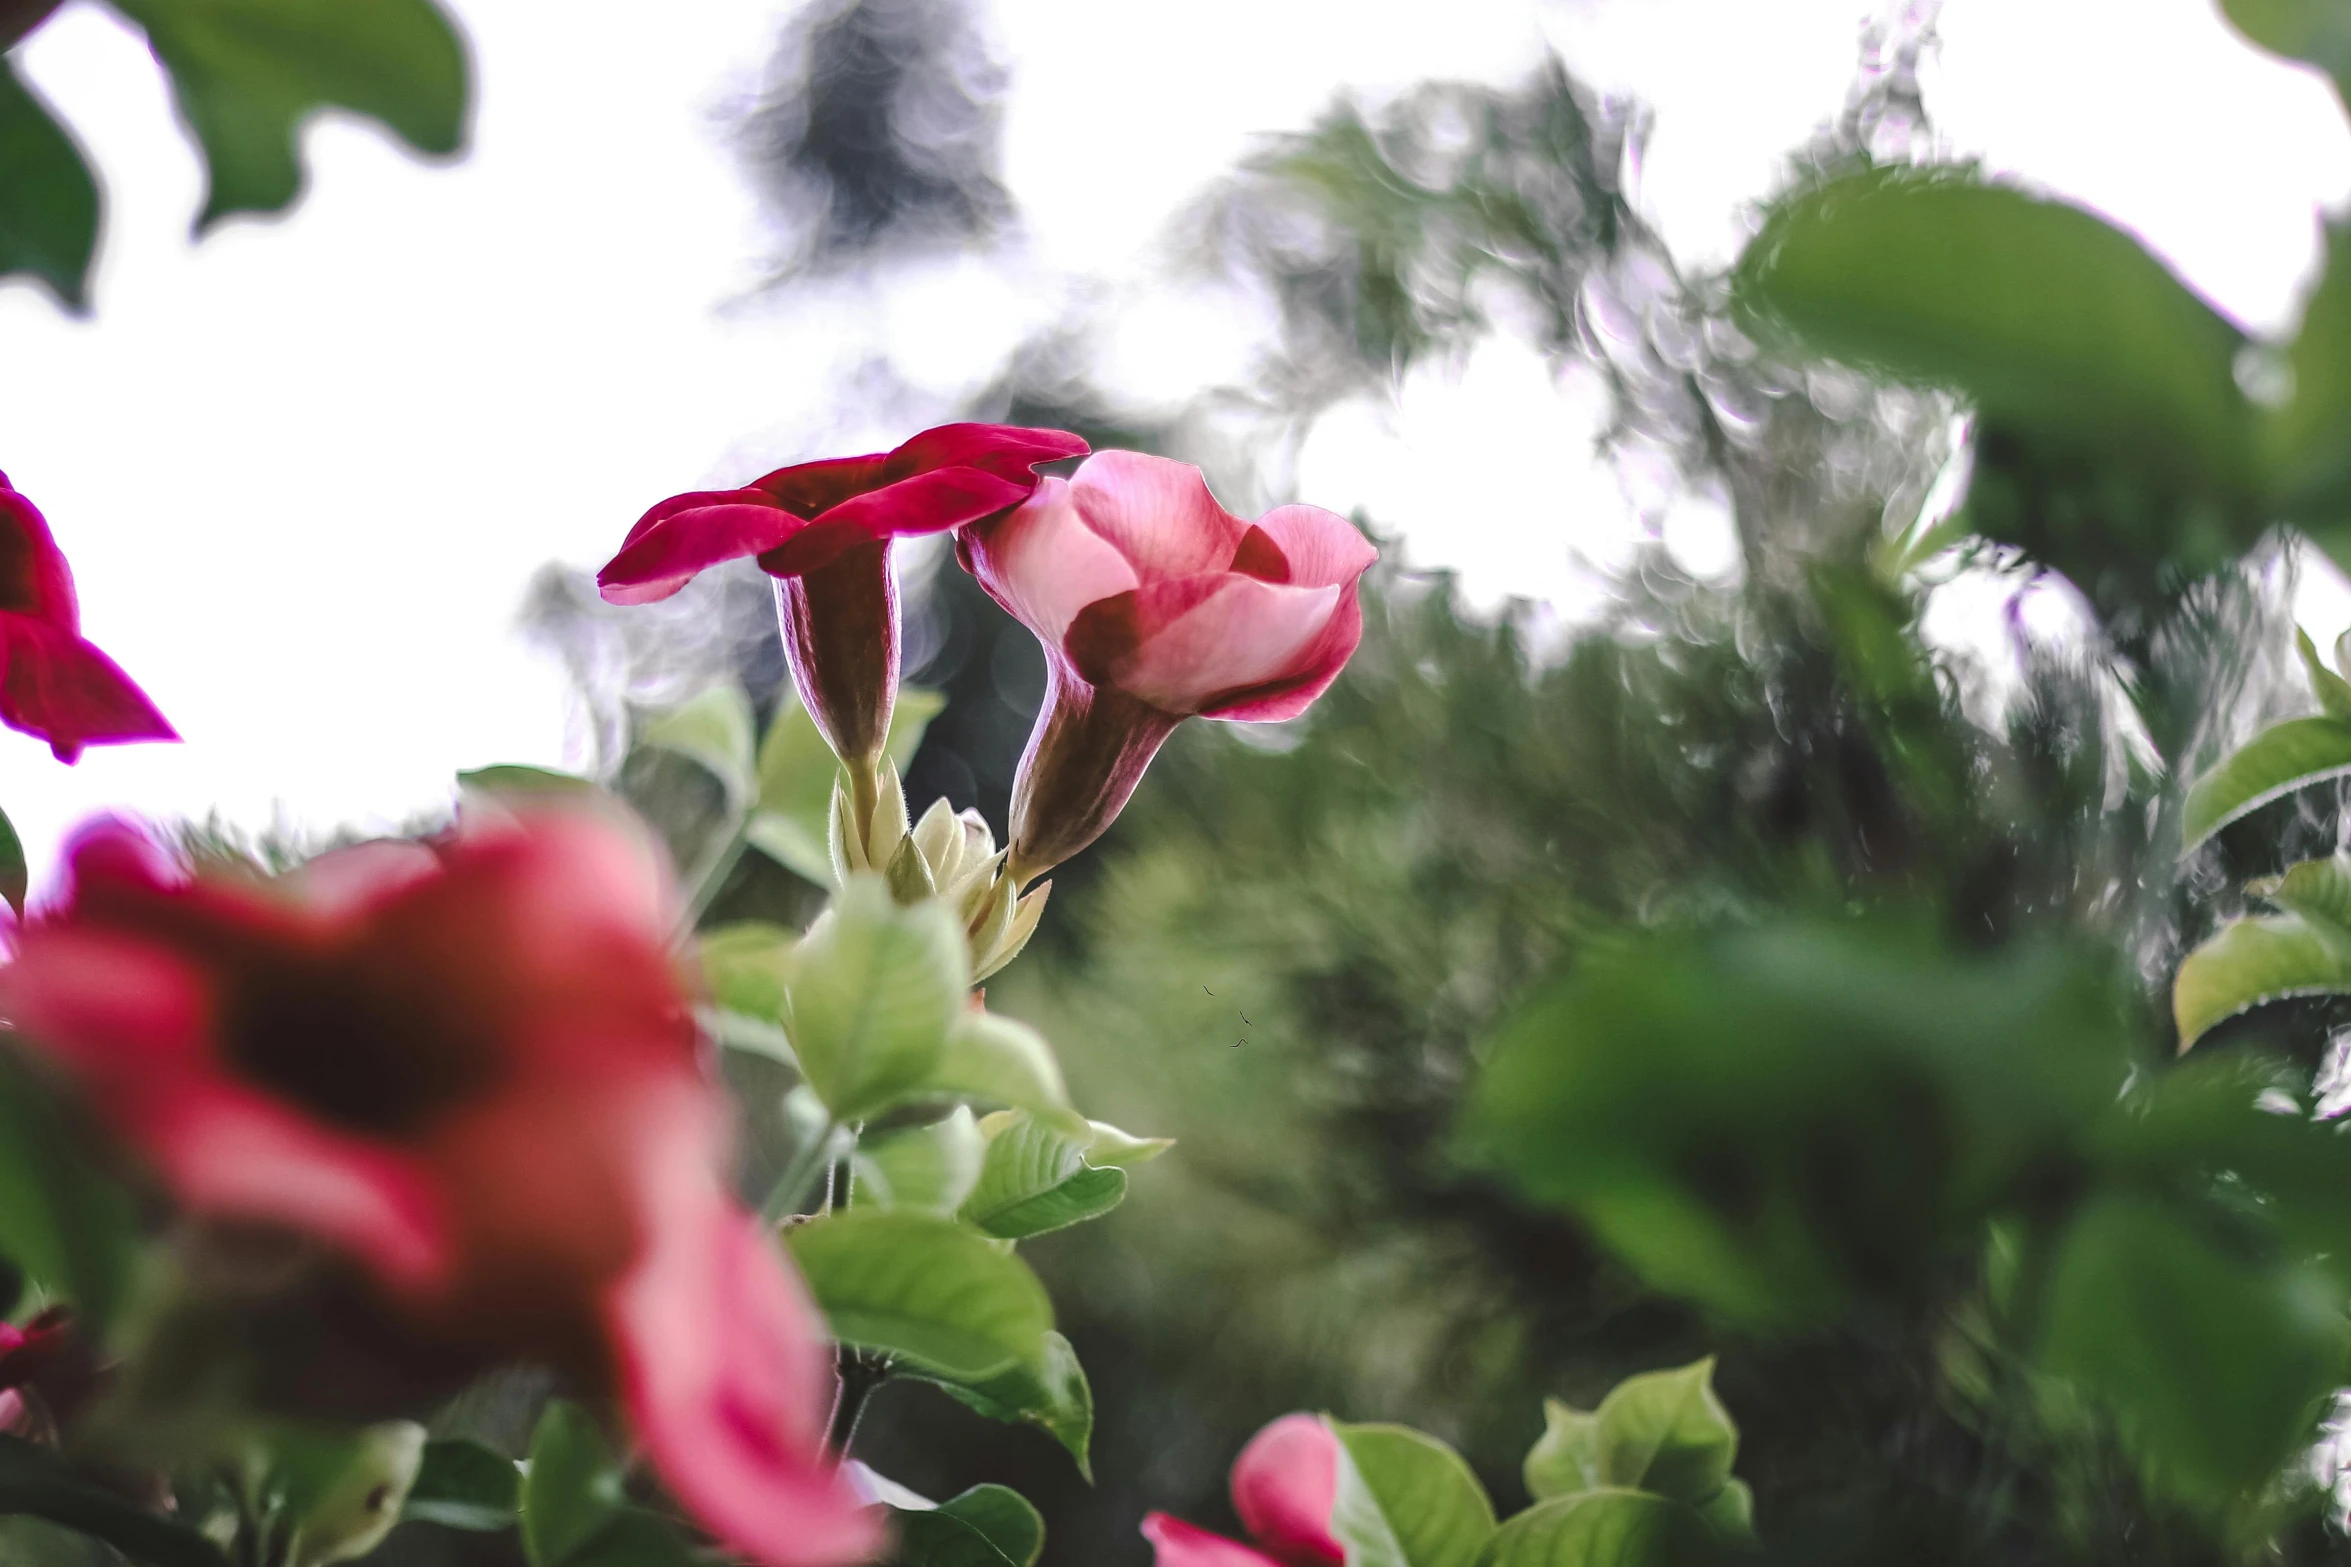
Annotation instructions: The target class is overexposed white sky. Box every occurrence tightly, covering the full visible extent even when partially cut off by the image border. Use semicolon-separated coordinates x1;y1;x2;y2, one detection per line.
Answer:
2;0;2348;871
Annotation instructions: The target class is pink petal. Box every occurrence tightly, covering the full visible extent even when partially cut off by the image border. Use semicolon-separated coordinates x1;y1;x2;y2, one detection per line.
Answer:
1231;1415;1345;1566
1141;1514;1289;1567
1067;575;1339;716
1199;586;1364;724
961;477;1140;646
279;840;443;920
1067;452;1249;585
598;498;800;605
606;1197;879;1567
762;466;1035;576
1249;506;1377;590
884;423;1088;483
0;616;176;762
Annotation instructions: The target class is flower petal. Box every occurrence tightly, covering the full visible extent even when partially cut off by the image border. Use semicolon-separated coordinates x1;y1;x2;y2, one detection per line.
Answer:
0;482;78;629
884;423;1088;483
606;1193;878;1567
1066;575;1339;716
0;616;176;762
1067;452;1249;585
598;497;801;605
1249;505;1377;590
1198;586;1364;724
1231;1414;1346;1566
1141;1513;1289;1567
763;466;1035;576
753;455;886;519
961;477;1141;646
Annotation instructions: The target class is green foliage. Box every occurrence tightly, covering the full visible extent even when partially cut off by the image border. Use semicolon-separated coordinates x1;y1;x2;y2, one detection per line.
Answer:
925;1008;1071;1119
751;687;944;885
0;59;96;310
1329;1422;1498;1567
958;1112;1127;1240
856;1108;985;1216
455;763;599;802
1475;1491;1709;1567
517;1402;698;1567
0;1435;228;1567
640;683;759;813
0;1054;137;1330
2219;0;2351;107
787;1208;1054;1382
886;1484;1047;1567
920;1331;1095;1479
0;802;25;917
786;875;969;1119
107;0;467;230
399;1438;518;1532
2181;717;2351;847
2276;230;2351;535
1523;1361;1738;1512
260;1422;426;1567
2173;858;2351;1042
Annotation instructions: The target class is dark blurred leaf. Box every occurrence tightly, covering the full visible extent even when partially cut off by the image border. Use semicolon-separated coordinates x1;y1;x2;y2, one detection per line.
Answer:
885;1506;1016;1567
2219;0;2351;107
561;1511;703;1567
2277;224;2351;560
698;920;797;1027
0;804;25;916
0;1055;136;1330
1461;922;2134;1323
932;1486;1043;1567
921;1330;1095;1479
107;0;468;231
0;57;97;310
518;1403;626;1567
1477;1489;1709;1567
641;685;758;814
1523;1360;1738;1510
402;1438;518;1532
2039;1194;2345;1505
1328;1422;1496;1567
2181;715;2351;847
787;1209;1052;1382
0;1434;227;1567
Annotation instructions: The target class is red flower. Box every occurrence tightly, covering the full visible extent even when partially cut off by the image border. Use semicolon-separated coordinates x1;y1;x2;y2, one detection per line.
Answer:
956;452;1376;881
0;473;175;763
1142;1413;1345;1567
0;809;876;1567
598;424;1085;767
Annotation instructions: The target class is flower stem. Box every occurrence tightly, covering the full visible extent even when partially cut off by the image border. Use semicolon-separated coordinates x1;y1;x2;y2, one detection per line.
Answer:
826;1347;891;1458
847;759;881;859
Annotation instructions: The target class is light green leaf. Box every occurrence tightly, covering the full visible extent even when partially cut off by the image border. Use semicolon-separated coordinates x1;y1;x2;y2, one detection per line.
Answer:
1524;1360;1738;1509
1329;1422;1497;1567
639;684;757;810
854;1108;985;1216
699;921;797;1026
1476;1490;1701;1567
2041;1194;2347;1504
1695;1480;1752;1539
787;1209;1053;1382
107;0;468;231
401;1438;518;1532
1737;166;2255;502
456;764;598;802
925;1332;1095;1480
2255;852;2351;927
2173;913;2351;1046
787;876;967;1120
276;1422;426;1567
924;1010;1072;1119
2182;715;2351;847
753;687;945;884
519;1403;626;1567
959;1113;1126;1240
1083;1120;1174;1168
0;58;98;311
2297;629;2351;722
747;810;834;888
933;1486;1044;1567
2221;0;2351;108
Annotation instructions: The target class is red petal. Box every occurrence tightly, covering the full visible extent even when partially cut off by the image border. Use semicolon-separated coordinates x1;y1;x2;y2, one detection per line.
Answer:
1231;1415;1346;1566
1141;1514;1289;1567
884;423;1088;483
0;617;177;763
753;455;887;519
769;466;1033;575
598;497;800;605
0;480;81;629
1229;526;1291;583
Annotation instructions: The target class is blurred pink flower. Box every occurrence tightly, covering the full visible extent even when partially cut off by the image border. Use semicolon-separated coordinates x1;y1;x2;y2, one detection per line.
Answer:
1143;1413;1346;1567
957;452;1375;880
0;473;175;763
599;423;1085;765
0;808;876;1567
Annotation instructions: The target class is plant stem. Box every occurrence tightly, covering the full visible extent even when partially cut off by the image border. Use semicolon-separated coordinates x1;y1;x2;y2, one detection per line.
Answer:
848;760;880;858
681;814;753;932
762;1118;840;1224
826;1347;890;1458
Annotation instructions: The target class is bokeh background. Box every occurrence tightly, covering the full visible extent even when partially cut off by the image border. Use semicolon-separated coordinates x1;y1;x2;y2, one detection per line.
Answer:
15;1;2351;1561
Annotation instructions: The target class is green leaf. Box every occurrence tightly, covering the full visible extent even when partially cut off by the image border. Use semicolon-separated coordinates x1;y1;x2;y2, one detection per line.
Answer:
519;1403;626;1567
959;1113;1128;1240
2040;1194;2346;1505
1082;1120;1173;1168
561;1512;703;1567
107;0;468;231
638;684;757;811
699;921;797;1027
923;1009;1071;1119
1524;1360;1737;1509
854;1107;985;1216
0;804;24;918
931;1486;1044;1567
787;1209;1053;1382
1737;167;2255;503
402;1438;518;1532
0;1434;228;1567
922;1331;1096;1480
1694;1480;1752;1539
0;58;99;311
1460;922;2132;1324
1328;1422;1497;1567
752;687;945;884
2255;851;2351;926
2296;629;2351;722
2281;225;2351;540
456;764;598;801
2172;912;2351;1046
272;1422;426;1567
2220;0;2351;108
0;1055;137;1330
1476;1490;1707;1567
786;877;967;1120
2182;715;2351;847
886;1507;1018;1567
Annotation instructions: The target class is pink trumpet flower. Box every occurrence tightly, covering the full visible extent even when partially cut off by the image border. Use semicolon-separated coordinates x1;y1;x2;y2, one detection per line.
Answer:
1143;1413;1347;1567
